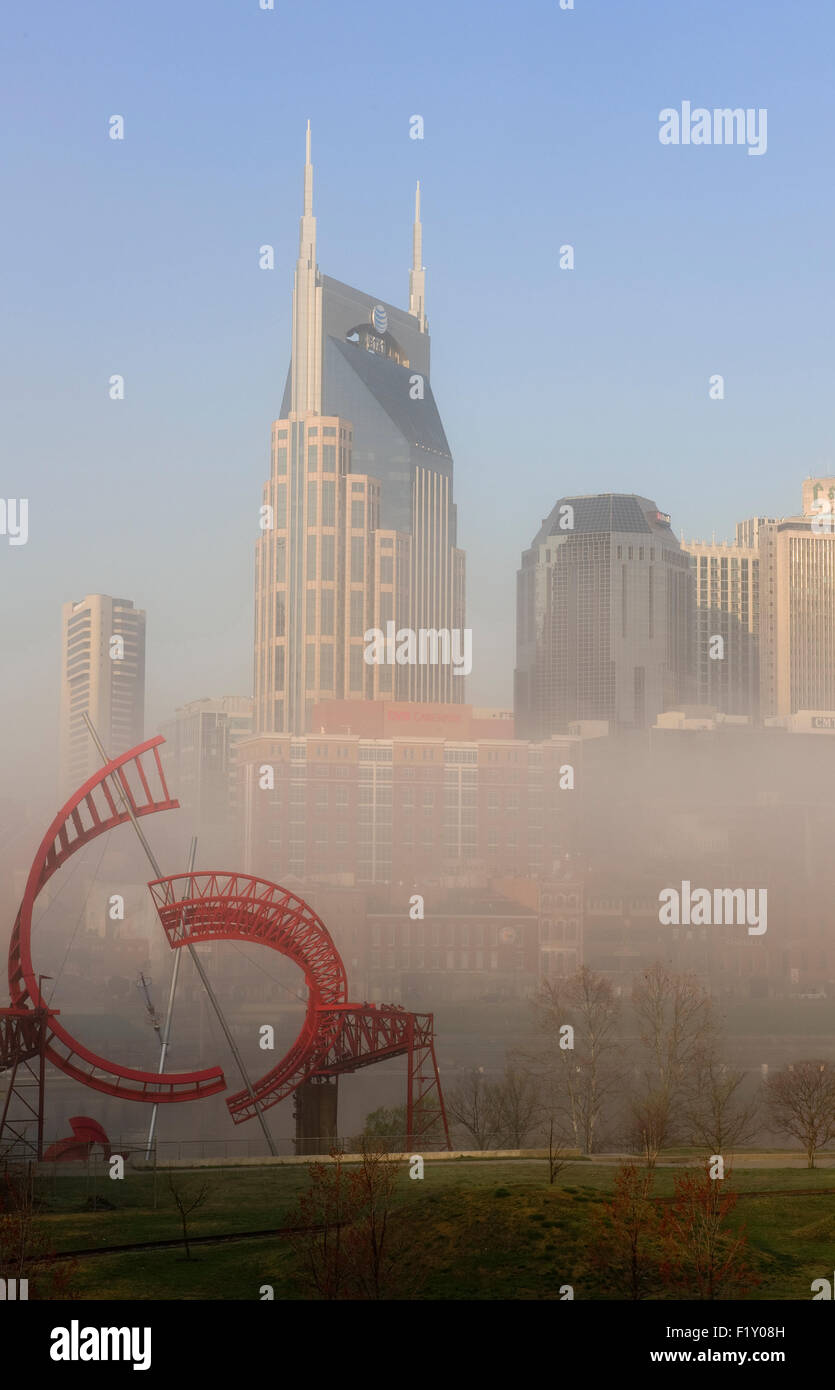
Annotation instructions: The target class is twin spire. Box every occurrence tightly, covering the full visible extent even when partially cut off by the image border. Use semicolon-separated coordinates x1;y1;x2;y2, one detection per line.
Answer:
409;180;427;332
299;123;427;331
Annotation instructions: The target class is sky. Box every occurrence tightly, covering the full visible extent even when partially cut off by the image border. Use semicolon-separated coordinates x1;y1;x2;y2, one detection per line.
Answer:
2;0;833;799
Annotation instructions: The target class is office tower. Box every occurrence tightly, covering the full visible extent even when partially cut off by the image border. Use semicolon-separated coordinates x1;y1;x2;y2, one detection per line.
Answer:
254;126;465;735
59;595;146;792
514;494;692;738
683;520;767;716
158;696;254;858
759;479;835;717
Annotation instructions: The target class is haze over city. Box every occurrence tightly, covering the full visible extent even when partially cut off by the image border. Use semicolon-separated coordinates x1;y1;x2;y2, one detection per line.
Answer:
2;0;835;1344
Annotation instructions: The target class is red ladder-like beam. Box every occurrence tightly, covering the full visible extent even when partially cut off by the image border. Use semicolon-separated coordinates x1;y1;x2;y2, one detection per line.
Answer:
6;738;225;1104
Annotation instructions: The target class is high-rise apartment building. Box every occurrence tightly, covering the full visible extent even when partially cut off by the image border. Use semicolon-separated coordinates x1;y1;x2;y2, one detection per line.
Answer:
759;479;835;717
59;595;146;792
515;494;692;738
682;520;767;716
254;127;465;735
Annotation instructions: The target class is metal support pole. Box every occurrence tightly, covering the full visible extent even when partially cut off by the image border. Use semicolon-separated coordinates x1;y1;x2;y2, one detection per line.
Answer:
82;713;277;1156
145;837;197;1159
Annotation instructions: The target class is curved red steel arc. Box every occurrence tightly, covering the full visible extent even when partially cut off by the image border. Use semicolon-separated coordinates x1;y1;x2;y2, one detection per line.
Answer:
148;872;349;1121
6;738;225;1104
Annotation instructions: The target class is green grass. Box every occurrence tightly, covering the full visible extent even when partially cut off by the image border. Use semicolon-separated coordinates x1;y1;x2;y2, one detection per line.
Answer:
27;1159;835;1300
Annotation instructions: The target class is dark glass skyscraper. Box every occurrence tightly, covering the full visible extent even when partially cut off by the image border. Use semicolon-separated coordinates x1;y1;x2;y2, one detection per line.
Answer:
515;494;693;737
254;128;465;735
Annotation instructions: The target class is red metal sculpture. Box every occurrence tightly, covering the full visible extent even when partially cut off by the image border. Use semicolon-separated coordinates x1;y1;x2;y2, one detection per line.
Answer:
0;737;450;1156
43;1115;113;1163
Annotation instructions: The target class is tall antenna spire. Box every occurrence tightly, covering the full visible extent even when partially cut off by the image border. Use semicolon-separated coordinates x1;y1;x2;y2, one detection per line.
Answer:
291;120;322;414
409;180;427;333
299;118;316;264
303;118;313;217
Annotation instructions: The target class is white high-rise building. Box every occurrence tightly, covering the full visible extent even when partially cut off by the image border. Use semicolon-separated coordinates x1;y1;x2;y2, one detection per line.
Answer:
59;594;146;793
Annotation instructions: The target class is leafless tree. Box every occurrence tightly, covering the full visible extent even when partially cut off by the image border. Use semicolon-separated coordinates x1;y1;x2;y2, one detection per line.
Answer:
629;963;714;1171
589;1161;662;1300
764;1060;835;1168
290;1143;418;1300
446;1069;501;1149
288;1148;351;1299
167;1172;212;1260
529;967;622;1154
545;1118;572;1184
0;1163;77;1298
684;1047;759;1155
492;1064;543;1148
660;1161;759;1299
343;1140;415;1300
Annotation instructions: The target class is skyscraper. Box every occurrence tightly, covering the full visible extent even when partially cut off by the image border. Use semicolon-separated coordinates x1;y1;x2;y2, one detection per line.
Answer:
59;594;146;792
759;479;835;717
158;696;253;860
515;494;692;738
683;521;766;717
254;127;465;735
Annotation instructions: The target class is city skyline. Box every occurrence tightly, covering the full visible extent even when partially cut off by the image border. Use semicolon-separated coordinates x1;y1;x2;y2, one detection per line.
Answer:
3;0;833;803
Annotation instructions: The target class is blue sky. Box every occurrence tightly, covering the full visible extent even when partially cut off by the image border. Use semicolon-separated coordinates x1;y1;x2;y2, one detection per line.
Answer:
2;0;833;794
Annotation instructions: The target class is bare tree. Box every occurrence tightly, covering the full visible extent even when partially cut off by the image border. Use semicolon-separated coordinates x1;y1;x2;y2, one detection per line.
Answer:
588;1161;662;1300
660;1161;759;1299
764;1060;835;1168
545;1118;571;1185
290;1143;419;1300
492;1064;543;1148
446;1069;500;1149
684;1047;759;1155
529;967;622;1154
343;1140;415;1300
288;1148;351;1299
629;963;714;1172
0;1163;77;1299
167;1172;212;1260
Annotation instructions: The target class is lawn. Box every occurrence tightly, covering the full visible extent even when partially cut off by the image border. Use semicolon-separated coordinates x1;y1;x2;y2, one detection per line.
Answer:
27;1159;835;1300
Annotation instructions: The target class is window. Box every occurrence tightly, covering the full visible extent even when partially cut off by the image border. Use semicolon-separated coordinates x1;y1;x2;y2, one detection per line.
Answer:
306;534;317;581
322;444;336;472
379;556;393;584
321;534;335;581
306;591;316;635
308;446;318;468
323;426;336;436
351;537;365;581
349;646;364;691
320;589;334;635
350;591;364;637
322;481;336;526
276;446;287;475
320;643;334;690
351;500;365;528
